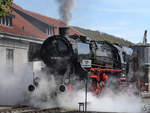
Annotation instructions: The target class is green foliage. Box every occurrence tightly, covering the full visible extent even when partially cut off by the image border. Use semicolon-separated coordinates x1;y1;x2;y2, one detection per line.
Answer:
0;0;13;16
73;26;134;46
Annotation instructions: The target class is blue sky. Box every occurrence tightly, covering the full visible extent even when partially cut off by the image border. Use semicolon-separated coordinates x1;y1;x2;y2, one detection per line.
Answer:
14;0;150;43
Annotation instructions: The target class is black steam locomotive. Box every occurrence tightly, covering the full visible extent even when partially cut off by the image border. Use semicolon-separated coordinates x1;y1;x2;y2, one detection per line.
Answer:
29;27;131;94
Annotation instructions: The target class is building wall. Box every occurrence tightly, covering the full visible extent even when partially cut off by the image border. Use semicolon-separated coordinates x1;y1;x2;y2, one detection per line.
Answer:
0;38;29;72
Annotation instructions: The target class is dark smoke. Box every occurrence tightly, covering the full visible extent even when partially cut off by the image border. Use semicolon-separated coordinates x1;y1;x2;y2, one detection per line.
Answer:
56;0;76;25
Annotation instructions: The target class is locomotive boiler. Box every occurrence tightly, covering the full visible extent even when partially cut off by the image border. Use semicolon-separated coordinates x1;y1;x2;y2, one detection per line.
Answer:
28;27;129;94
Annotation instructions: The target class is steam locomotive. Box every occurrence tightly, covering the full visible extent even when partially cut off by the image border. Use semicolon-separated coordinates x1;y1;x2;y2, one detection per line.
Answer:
28;27;131;95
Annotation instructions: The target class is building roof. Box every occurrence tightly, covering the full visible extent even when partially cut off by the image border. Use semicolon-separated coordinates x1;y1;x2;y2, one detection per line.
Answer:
12;3;65;27
0;3;85;41
0;5;48;39
0;11;48;39
12;10;48;39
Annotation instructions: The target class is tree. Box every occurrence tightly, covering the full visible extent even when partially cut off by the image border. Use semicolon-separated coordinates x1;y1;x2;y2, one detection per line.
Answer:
0;0;13;16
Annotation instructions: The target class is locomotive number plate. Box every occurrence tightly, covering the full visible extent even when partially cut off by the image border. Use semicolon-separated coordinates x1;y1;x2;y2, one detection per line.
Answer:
81;60;91;68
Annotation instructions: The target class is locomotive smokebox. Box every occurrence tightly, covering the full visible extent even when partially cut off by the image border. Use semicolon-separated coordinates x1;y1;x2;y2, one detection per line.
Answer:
59;27;70;36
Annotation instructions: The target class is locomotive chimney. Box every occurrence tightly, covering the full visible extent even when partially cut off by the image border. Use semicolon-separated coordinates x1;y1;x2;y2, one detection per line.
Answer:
59;27;70;36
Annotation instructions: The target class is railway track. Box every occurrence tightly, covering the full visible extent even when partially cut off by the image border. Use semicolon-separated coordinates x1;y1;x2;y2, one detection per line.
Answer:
0;106;37;113
0;106;145;113
0;107;75;113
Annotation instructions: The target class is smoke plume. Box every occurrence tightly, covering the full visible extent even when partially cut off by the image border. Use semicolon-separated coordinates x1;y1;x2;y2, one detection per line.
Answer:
56;0;76;25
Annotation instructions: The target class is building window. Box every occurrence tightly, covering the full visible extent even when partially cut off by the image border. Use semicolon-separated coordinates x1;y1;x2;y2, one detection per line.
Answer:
46;26;55;36
46;27;50;35
50;26;55;35
6;49;14;72
0;16;12;27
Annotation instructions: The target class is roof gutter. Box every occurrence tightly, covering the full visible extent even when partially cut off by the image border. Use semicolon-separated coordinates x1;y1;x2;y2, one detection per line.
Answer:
0;32;44;44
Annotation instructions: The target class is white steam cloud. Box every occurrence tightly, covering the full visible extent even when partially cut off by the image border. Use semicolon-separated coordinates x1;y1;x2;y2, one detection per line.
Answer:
56;0;76;25
57;86;143;112
29;73;144;112
0;63;145;113
29;73;57;108
0;64;33;105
